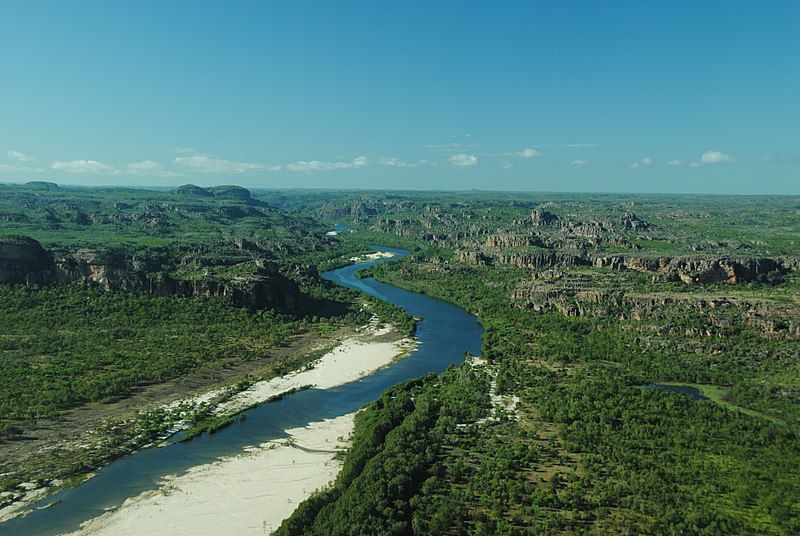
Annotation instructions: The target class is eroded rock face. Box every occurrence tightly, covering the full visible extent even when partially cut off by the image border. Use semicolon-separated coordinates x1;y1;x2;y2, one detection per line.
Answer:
619;212;649;231
485;234;545;249
0;236;55;284
531;210;559;225
466;243;796;285
496;251;591;269
1;237;300;311
655;257;786;285
458;251;492;265
511;280;800;339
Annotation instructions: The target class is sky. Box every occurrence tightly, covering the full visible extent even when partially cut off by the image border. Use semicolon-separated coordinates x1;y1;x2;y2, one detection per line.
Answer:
0;1;798;194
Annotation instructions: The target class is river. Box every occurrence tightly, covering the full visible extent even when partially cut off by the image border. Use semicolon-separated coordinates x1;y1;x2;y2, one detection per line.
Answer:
1;246;483;535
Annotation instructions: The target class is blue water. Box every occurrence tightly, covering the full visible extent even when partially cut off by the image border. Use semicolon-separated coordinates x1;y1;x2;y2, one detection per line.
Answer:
2;247;482;535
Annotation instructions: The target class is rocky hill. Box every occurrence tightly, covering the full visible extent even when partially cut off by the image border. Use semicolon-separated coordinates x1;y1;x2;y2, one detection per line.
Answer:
0;235;300;310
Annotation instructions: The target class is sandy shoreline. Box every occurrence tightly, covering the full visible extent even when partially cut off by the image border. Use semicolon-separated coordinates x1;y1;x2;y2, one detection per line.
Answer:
68;413;356;536
215;326;413;416
349;251;395;262
59;327;414;535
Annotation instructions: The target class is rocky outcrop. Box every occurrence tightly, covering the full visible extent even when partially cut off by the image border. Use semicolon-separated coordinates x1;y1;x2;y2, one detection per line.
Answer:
55;250;299;310
485;234;545;249
458;251;492;265
496;251;591;269
531;210;558;225
482;247;796;286
512;284;800;339
653;257;788;285
619;212;649;231
591;255;669;272
511;286;625;317
0;236;55;284
0;237;300;311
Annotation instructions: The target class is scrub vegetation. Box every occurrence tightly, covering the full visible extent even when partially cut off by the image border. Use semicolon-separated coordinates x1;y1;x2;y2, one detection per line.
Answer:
1;185;799;533
278;191;800;534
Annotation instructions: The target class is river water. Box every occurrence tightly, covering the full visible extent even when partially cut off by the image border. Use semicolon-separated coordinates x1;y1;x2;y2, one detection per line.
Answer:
2;247;483;535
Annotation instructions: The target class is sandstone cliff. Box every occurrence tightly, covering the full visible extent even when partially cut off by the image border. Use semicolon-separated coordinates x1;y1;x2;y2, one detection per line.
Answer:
0;235;55;285
0;236;300;311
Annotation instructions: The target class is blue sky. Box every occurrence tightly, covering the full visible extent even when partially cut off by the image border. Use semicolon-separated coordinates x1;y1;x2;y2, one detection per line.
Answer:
1;1;798;194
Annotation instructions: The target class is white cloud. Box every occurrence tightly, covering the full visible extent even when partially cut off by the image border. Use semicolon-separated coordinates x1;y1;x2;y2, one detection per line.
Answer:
6;150;35;163
286;156;367;172
450;153;478;167
52;159;119;175
700;150;736;164
686;150;738;168
665;159;683;167
569;159;588;168
629;157;653;169
500;162;514;169
287;160;349;172
378;157;416;168
172;154;265;174
566;143;598;148
126;160;183;177
516;147;542;158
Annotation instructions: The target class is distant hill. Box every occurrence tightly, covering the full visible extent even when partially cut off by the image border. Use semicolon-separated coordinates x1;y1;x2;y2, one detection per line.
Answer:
25;181;60;190
208;185;258;203
170;184;212;197
170;184;266;206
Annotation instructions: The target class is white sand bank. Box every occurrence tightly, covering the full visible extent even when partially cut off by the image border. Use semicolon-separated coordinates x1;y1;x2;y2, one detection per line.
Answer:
349;251;395;262
64;330;414;535
218;334;413;415
68;413;356;536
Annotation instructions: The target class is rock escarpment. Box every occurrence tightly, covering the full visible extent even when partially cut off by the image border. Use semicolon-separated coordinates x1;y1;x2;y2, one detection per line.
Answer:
460;242;796;286
0;236;55;284
0;236;300;311
510;274;800;339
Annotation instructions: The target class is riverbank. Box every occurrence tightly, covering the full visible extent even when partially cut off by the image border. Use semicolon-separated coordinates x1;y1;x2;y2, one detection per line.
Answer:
49;325;413;534
67;413;357;536
349;251;396;262
210;322;415;417
0;321;414;525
